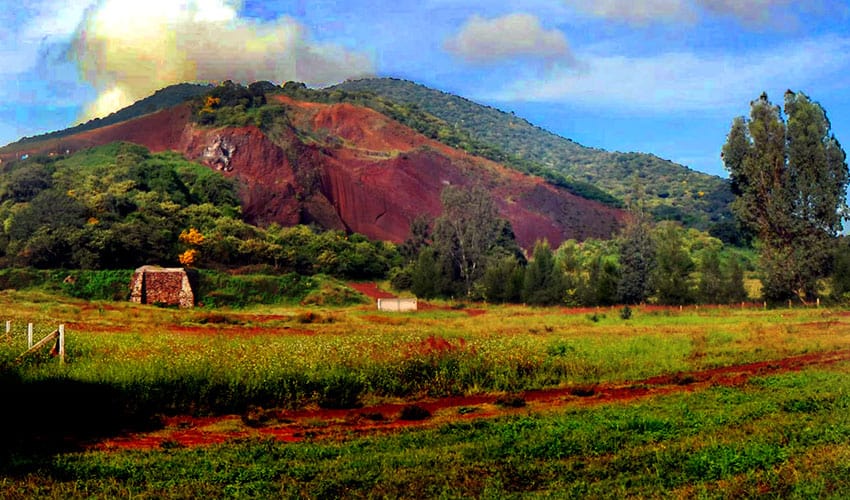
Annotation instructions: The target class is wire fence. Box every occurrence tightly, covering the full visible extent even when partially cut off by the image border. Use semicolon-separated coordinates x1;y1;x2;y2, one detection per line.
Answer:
3;321;66;364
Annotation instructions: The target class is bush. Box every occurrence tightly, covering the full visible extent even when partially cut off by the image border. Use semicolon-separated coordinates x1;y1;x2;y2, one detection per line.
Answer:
389;265;413;291
0;268;49;290
62;270;134;301
196;271;313;307
0;268;133;300
301;282;369;306
317;371;365;409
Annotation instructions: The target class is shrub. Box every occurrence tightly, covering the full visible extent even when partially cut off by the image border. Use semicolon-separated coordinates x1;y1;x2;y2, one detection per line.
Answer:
61;270;134;301
196;271;313;307
0;268;49;290
317;371;365;409
301;282;369;306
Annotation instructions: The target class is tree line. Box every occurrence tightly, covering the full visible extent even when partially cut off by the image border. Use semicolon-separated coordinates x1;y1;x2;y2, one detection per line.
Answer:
389;90;849;307
388;184;751;306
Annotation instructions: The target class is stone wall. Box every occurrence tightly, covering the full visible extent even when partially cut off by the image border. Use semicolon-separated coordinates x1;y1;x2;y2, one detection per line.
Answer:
130;266;195;308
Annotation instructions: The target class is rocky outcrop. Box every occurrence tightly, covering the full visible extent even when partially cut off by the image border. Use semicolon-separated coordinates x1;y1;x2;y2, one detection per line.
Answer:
202;135;237;171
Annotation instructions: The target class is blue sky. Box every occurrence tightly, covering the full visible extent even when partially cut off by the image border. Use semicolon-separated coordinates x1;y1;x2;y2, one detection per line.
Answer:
2;0;850;179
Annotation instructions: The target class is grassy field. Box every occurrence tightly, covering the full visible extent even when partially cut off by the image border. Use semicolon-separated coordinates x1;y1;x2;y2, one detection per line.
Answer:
1;289;849;498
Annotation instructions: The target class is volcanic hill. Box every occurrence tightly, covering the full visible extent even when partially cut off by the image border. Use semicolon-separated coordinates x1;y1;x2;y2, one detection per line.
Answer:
0;83;626;251
332;78;735;230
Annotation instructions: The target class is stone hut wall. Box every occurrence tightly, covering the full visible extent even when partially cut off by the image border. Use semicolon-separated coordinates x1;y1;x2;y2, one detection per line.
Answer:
130;266;195;308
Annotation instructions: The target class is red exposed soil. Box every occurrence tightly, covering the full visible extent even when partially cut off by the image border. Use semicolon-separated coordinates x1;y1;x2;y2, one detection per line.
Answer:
1;95;627;251
64;322;130;333
89;348;850;451
348;282;397;299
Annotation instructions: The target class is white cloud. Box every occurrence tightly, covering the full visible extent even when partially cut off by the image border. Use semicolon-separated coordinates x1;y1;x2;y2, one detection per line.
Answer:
71;0;374;120
565;0;808;26
566;0;695;24
445;13;573;64
485;35;850;114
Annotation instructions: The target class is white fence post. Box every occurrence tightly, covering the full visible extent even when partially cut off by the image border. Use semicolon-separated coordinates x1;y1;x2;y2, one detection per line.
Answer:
27;323;33;348
5;320;9;337
58;324;65;364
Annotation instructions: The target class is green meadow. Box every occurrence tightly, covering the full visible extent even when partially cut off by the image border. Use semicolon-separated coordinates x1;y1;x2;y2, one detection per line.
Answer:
1;289;849;498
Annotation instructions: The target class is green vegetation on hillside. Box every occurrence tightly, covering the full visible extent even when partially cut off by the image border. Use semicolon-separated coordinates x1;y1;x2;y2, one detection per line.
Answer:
188;80;285;129
332;77;735;230
0;142;400;285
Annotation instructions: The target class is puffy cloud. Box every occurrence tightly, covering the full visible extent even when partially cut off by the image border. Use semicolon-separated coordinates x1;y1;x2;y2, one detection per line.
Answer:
485;35;850;113
445;13;573;64
566;0;694;24
71;0;374;120
565;0;804;25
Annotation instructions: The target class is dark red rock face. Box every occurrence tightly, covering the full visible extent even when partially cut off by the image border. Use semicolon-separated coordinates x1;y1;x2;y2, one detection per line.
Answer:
3;97;626;251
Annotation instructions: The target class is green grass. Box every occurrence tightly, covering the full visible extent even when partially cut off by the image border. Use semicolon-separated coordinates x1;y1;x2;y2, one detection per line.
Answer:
2;367;848;498
1;293;849;497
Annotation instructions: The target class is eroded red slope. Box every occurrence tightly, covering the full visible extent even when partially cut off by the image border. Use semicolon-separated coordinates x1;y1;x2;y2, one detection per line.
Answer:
1;96;627;250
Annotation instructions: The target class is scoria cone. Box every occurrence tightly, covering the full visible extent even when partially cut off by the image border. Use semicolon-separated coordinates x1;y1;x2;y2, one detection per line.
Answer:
0;94;626;251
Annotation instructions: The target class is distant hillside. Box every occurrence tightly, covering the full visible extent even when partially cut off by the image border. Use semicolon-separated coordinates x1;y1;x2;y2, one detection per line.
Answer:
0;81;627;252
276;82;622;208
4;83;212;150
331;77;734;230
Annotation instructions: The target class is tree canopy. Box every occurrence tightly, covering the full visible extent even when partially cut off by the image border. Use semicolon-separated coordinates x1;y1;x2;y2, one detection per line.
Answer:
722;91;849;302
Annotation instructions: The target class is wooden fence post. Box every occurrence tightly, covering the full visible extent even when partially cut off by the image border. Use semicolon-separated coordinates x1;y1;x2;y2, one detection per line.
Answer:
58;324;65;364
27;323;33;348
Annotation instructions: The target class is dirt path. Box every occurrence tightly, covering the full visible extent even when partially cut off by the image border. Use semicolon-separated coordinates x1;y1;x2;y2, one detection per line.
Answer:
348;282;398;300
91;348;850;451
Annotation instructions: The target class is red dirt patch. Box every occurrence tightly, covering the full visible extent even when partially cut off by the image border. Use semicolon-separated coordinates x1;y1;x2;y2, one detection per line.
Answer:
87;348;850;451
65;322;130;333
348;282;397;300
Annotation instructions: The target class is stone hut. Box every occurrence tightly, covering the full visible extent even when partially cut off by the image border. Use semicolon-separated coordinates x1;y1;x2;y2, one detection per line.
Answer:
377;298;418;312
130;266;196;308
